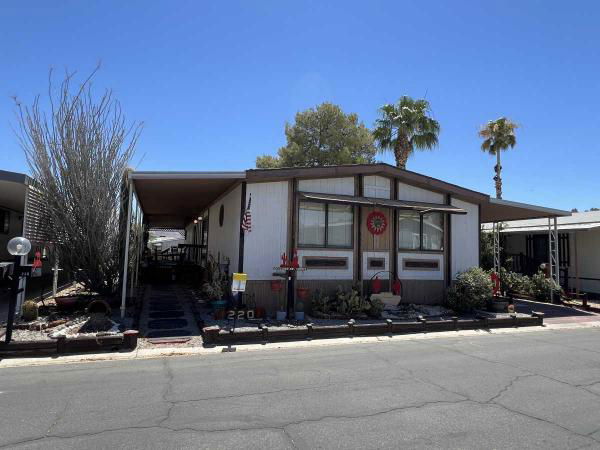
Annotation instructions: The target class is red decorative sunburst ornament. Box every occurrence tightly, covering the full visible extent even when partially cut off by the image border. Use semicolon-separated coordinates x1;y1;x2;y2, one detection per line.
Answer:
366;211;387;235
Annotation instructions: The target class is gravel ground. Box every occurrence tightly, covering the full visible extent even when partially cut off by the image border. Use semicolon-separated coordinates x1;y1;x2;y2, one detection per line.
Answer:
0;285;126;342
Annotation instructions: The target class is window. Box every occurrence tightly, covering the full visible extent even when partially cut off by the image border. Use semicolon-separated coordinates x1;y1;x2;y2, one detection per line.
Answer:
0;209;8;234
422;213;444;251
398;211;421;250
298;201;353;248
398;211;444;251
363;175;391;199
327;204;353;247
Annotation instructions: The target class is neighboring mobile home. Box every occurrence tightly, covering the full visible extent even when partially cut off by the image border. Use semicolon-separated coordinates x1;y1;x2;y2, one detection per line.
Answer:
125;164;569;315
0;169;56;313
493;211;600;295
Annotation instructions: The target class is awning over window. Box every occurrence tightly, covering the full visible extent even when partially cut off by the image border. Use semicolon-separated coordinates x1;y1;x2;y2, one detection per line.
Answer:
298;192;467;214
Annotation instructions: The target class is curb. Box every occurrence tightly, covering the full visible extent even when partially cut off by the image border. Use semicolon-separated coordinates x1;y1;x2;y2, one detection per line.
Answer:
202;314;543;346
0;330;139;358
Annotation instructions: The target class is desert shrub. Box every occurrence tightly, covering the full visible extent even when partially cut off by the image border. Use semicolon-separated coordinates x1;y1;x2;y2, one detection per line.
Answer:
530;271;561;301
312;289;332;315
312;286;383;318
367;297;385;318
446;267;493;312
21;300;39;321
498;268;533;296
336;286;366;316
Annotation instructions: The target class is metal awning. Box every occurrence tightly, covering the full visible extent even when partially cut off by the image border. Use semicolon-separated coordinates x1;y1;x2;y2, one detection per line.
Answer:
481;198;570;222
298;192;467;214
130;171;246;228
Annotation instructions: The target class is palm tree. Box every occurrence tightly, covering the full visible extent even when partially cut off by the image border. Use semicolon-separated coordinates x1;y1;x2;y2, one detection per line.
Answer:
372;96;440;169
479;117;518;199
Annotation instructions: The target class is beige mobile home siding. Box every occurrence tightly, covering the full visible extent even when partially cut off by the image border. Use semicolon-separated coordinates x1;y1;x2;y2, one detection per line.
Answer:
450;198;479;278
397;181;444;203
298;177;355;195
208;184;242;271
243;181;289;280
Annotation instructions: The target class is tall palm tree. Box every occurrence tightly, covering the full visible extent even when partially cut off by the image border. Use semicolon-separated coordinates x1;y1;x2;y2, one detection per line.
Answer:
479;117;518;199
372;96;440;169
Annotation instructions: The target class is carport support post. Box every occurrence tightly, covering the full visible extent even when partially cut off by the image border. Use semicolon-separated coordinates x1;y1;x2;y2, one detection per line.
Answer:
120;179;133;319
547;217;560;303
492;222;500;273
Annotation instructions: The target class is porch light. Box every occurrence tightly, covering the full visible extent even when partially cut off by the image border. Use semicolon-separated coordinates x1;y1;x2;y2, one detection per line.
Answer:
7;236;31;256
194;219;198;224
197;216;203;221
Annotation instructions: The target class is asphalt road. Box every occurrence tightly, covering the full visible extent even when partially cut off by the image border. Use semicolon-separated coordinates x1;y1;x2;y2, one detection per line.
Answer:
2;327;600;449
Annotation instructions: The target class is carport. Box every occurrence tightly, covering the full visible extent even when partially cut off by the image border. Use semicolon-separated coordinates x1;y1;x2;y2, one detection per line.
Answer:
119;171;246;316
480;198;571;297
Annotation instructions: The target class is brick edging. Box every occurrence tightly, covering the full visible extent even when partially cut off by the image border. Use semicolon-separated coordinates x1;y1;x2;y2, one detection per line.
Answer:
202;314;544;346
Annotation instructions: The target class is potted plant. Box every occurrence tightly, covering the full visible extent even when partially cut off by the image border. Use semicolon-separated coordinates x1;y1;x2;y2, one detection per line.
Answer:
202;280;226;318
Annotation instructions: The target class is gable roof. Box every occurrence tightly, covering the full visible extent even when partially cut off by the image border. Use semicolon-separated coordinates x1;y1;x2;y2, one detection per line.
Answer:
247;163;489;204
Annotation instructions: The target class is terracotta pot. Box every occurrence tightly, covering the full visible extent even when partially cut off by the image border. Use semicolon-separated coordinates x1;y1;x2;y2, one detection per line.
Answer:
254;307;266;318
213;308;226;320
296;287;310;300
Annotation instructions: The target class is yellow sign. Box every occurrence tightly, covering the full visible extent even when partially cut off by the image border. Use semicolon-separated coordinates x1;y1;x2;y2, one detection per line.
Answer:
232;273;248;292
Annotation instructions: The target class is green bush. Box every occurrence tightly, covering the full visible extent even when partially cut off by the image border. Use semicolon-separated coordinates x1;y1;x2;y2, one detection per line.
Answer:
447;267;493;312
531;271;561;301
499;268;533;296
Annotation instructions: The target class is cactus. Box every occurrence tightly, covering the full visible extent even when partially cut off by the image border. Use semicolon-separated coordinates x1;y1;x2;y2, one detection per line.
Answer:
22;300;39;322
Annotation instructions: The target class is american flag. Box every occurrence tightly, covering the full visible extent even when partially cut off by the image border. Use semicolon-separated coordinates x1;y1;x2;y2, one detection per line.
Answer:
241;194;252;232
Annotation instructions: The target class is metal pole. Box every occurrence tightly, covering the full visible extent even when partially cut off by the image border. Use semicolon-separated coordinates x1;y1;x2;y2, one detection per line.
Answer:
120;179;133;319
553;217;560;286
16;186;30;316
493;222;500;273
5;255;22;343
52;258;59;297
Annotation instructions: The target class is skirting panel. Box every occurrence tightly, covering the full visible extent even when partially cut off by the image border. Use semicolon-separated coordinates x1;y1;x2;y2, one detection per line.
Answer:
399;280;446;305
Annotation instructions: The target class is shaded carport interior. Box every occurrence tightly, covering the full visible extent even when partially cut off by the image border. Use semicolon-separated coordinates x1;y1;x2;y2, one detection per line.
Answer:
0;170;28;261
131;172;247;228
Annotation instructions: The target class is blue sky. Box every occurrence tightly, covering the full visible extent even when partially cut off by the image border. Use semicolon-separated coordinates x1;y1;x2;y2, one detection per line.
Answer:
1;1;598;210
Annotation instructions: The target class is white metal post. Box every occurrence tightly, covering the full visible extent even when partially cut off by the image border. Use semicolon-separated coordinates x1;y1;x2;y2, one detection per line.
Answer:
120;179;133;319
16;185;31;316
52;258;59;297
553;217;560;286
547;217;559;302
493;222;500;272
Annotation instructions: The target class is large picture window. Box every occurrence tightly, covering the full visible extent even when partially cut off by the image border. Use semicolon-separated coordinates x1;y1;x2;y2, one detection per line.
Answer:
298;201;353;248
398;211;444;251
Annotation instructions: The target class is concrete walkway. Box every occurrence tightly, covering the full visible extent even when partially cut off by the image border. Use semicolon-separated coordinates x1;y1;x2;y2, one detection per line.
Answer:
514;298;600;325
138;285;200;340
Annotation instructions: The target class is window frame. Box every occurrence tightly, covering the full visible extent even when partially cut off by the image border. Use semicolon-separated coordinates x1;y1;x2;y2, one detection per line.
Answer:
398;211;445;253
297;200;354;249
